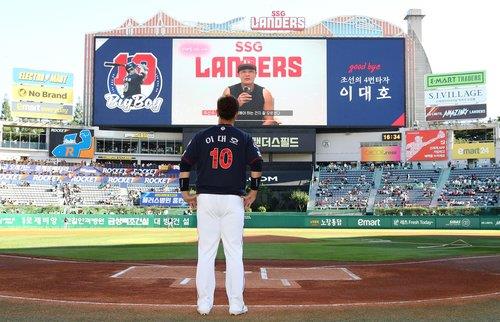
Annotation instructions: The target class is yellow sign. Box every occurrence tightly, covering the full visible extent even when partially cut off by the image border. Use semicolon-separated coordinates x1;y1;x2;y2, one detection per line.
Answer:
12;84;73;104
452;142;495;159
11;102;73;121
99;155;135;160
124;132;155;139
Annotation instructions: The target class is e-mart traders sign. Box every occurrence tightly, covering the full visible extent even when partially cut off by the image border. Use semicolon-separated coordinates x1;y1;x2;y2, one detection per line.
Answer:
425;71;485;89
452;142;495;160
12;84;73;104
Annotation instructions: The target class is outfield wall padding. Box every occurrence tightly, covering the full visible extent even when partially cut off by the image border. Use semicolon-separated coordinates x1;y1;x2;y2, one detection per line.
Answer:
0;214;498;229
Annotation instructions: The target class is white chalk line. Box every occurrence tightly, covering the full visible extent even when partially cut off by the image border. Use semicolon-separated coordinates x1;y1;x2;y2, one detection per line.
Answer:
340;268;361;280
0;254;151;266
328;239;500;248
2;253;499;269
0;292;498;308
0;254;82;264
179;278;191;285
263;267;356;270
281;279;291;287
260;267;268;280
110;266;136;278
320;254;500;268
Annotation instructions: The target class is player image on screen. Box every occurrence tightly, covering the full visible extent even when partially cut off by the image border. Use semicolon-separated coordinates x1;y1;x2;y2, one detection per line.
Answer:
406;130;446;160
123;62;148;98
179;95;262;316
223;63;279;127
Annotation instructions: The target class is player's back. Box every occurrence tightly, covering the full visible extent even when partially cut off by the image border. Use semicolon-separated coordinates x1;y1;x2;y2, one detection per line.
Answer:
186;124;257;196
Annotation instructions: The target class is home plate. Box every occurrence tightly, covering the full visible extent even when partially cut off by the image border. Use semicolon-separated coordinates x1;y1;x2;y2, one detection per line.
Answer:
171;272;300;289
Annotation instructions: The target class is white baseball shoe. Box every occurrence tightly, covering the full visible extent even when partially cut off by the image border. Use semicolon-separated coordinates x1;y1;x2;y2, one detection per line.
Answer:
229;305;248;316
197;305;212;315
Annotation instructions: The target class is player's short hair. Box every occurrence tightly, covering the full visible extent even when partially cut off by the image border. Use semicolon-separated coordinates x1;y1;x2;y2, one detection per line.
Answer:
217;95;239;120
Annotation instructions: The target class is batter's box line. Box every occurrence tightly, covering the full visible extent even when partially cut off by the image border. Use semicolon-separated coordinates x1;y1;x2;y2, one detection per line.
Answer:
259;267;362;281
340;267;361;280
110;266;252;279
111;266;137;278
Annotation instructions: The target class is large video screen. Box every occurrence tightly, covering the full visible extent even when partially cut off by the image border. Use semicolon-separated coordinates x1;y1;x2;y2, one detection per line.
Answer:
93;37;404;128
49;128;95;159
405;130;447;161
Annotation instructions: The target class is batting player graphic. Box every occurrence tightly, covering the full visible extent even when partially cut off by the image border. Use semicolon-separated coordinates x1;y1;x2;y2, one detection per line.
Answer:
180;95;263;316
123;62;148;98
406;130;446;160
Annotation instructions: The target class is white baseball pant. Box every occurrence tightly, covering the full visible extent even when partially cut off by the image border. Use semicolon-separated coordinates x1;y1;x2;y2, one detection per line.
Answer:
196;194;245;310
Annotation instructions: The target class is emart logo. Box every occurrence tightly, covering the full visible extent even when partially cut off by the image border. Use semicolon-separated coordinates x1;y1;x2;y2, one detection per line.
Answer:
461;219;471;227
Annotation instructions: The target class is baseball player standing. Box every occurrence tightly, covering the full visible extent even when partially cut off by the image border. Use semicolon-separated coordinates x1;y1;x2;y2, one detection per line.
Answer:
179;95;263;316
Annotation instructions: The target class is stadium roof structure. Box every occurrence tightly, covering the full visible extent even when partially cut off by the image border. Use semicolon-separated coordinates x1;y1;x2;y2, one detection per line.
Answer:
86;12;405;37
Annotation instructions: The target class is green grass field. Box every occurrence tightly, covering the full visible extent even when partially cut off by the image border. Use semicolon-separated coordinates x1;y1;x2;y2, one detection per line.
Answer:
1;228;499;261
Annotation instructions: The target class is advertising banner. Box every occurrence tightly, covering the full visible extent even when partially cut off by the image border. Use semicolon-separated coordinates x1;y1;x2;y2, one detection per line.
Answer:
391;218;435;228
0;164;72;174
101;166;179;177
11;101;73;120
424;71;487;122
48;128;95;159
93;37;405;128
405;130;447;161
425;71;485;89
435;217;480;229
13;68;74;87
480;218;500;229
247;170;312;186
0;214;497;229
172;38;327;126
140;192;187;207
102;167;159;177
326;38;405;127
425;104;487;121
12;84;73;104
93;37;173;126
183;128;316;153
424;86;486;107
360;146;401;162
452;142;495;159
0;214;193;228
0;173;177;186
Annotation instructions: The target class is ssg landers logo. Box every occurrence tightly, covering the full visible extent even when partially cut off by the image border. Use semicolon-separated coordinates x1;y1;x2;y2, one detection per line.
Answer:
104;52;163;113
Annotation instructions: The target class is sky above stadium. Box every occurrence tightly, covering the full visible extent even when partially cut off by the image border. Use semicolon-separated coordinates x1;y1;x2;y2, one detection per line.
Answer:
1;0;497;119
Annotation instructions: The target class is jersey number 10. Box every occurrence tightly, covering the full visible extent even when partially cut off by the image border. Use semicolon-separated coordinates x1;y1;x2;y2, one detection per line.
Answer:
210;148;233;169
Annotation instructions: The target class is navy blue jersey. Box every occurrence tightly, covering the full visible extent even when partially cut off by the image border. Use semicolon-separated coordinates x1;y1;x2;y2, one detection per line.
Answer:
182;125;262;196
229;83;265;126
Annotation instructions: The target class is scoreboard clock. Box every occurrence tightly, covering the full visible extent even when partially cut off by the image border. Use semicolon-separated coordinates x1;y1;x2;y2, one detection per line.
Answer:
382;132;402;141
